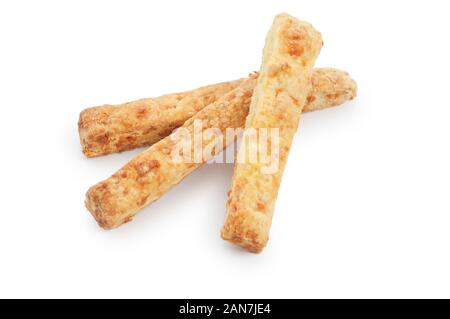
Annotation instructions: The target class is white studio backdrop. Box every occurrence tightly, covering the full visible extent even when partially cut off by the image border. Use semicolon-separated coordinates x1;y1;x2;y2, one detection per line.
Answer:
0;0;449;298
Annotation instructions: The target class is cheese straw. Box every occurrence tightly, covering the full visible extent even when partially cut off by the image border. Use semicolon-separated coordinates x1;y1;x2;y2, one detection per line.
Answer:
221;14;323;252
86;67;355;230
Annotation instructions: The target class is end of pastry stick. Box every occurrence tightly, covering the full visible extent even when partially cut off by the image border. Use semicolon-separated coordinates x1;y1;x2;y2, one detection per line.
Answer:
304;68;357;112
85;181;135;230
78;106;111;158
221;14;323;253
221;212;269;253
78;108;94;157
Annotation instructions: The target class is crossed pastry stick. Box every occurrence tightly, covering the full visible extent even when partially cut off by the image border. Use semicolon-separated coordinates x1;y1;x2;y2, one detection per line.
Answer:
80;13;357;253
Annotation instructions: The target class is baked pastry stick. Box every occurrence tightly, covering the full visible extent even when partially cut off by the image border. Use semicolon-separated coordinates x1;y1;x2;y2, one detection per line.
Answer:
221;14;323;252
79;68;356;157
85;68;356;230
79;79;243;157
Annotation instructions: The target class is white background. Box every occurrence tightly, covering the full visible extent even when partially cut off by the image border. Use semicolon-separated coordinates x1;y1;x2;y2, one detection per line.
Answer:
0;0;449;298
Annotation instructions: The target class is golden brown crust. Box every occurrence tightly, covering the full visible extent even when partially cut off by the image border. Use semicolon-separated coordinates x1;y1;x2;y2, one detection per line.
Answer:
305;68;357;112
221;13;323;253
79;79;243;157
79;68;356;157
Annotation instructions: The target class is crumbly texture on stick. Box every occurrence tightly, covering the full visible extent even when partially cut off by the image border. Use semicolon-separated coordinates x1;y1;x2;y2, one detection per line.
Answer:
304;68;357;112
79;68;356;157
85;67;355;230
221;14;323;253
79;79;243;157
